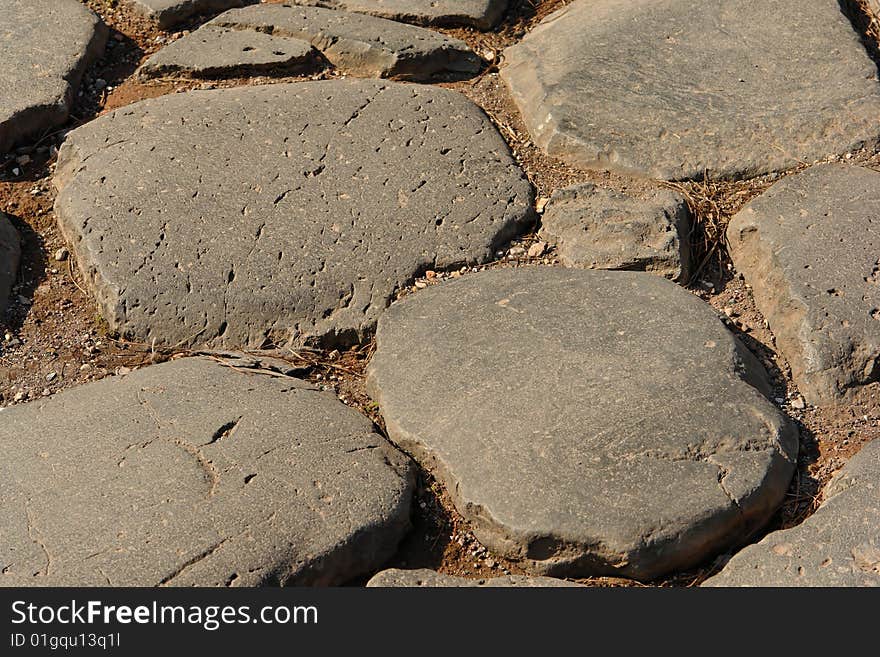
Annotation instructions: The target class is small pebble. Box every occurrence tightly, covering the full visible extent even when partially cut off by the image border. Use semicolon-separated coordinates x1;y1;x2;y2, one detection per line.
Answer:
46;372;57;382
791;396;806;410
528;241;546;258
54;247;69;262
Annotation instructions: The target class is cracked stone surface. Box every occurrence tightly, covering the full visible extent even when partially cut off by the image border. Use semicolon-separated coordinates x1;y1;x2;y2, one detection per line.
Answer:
53;80;533;349
501;0;880;180
539;183;691;281
140;4;480;81
288;0;508;29
0;0;107;155
367;268;798;580
727;165;880;406
704;439;880;586
0;214;21;315
367;568;583;587
0;357;415;587
125;0;254;29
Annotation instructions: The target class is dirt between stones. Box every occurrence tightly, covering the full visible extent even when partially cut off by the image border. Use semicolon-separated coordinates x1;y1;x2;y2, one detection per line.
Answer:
1;0;879;587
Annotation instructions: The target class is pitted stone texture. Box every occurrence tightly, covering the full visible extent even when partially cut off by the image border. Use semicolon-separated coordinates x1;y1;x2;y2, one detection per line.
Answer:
126;0;253;29
141;4;480;81
287;0;508;29
704;439;880;587
728;165;880;406
53;80;533;349
0;214;21;315
539;183;691;280
367;268;797;580
367;569;583;587
0;357;415;587
0;0;107;155
501;0;880;180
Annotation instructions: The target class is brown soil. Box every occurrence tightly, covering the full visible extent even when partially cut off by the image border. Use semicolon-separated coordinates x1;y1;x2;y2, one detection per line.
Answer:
1;0;879;587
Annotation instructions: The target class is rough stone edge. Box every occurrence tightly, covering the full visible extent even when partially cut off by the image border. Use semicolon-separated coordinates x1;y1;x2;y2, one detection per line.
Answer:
126;0;255;30
306;0;508;30
366;568;583;587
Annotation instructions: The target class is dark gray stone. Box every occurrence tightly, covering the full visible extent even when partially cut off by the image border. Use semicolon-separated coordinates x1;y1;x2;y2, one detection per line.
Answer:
0;214;20;316
289;0;508;29
728;164;880;406
367;568;583;587
367;268;798;580
0;0;107;155
0;357;415;586
140;4;480;81
539;183;691;280
704;439;880;587
53;80;533;349
126;0;254;29
501;0;880;180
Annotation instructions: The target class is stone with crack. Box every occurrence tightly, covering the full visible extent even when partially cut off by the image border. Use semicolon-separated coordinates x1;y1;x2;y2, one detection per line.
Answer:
287;0;508;30
727;164;880;406
367;568;583;587
52;80;534;349
366;268;798;580
139;4;481;81
0;357;415;586
0;214;21;315
125;0;254;29
501;0;880;180
704;439;880;586
538;183;691;280
0;0;107;155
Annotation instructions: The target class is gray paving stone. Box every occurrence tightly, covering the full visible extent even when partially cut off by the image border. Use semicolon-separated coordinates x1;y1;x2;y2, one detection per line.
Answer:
367;568;583;587
704;439;880;587
0;214;21;316
126;0;254;29
728;164;880;406
53;80;533;349
539;183;691;280
501;0;880;180
288;0;508;29
0;357;415;586
367;268;798;580
0;0;107;155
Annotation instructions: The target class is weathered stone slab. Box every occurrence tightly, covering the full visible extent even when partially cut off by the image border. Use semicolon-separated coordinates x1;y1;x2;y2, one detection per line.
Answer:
539;183;691;280
501;0;880;180
0;0;107;155
288;0;508;29
704;439;880;586
126;0;253;29
367;568;582;587
728;164;880;406
367;268;798;580
141;4;480;81
53;80;533;349
0;214;20;316
0;357;415;586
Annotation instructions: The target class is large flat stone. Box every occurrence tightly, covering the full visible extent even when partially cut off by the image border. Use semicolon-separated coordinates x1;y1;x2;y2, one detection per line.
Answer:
704;439;880;586
727;165;880;406
141;4;480;81
0;0;107;155
539;183;691;280
126;0;254;29
0;214;20;316
501;0;880;180
287;0;508;29
0;357;415;586
53;80;533;349
367;569;582;587
366;268;798;580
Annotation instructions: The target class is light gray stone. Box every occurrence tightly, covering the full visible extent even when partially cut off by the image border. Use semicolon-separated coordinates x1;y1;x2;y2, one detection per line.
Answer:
539;183;691;280
0;0;107;155
704;439;880;587
53;80;533;349
0;214;20;316
0;357;415;586
125;0;254;29
140;4;480;81
289;0;508;29
727;164;880;406
501;0;880;180
367;268;798;580
367;568;583;587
